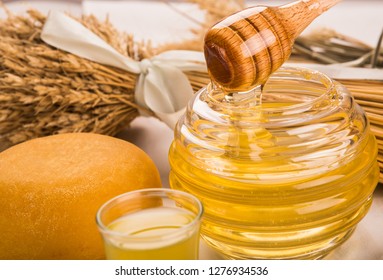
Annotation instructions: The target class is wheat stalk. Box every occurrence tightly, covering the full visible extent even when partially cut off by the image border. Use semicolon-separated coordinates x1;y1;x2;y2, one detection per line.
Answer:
0;9;149;150
0;8;208;151
0;3;234;150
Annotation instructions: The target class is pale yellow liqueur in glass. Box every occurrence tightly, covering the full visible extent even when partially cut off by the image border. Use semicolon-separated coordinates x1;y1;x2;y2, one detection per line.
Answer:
97;188;203;260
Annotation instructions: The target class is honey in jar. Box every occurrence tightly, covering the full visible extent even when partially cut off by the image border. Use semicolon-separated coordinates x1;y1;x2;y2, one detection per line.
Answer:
168;67;379;259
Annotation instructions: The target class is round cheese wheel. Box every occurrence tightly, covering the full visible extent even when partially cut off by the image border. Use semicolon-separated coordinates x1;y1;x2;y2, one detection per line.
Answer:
0;133;161;259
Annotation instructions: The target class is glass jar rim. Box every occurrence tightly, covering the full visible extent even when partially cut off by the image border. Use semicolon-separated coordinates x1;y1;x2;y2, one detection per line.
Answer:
96;188;204;241
203;66;337;114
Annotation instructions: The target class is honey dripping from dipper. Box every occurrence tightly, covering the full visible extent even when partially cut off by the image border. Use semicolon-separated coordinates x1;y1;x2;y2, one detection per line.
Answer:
204;0;342;94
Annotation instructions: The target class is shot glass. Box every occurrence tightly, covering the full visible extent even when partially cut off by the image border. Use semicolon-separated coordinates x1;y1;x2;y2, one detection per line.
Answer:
96;188;203;260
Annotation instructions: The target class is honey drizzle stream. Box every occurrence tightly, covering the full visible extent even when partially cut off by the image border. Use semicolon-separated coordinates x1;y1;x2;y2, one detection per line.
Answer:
210;80;264;158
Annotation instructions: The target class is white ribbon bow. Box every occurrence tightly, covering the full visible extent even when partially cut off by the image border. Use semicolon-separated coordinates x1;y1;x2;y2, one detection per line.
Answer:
41;11;207;129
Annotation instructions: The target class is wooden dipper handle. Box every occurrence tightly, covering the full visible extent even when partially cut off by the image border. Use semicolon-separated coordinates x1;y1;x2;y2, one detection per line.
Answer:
204;0;341;92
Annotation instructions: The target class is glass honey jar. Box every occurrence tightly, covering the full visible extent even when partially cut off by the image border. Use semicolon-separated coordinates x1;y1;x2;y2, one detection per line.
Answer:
168;67;379;259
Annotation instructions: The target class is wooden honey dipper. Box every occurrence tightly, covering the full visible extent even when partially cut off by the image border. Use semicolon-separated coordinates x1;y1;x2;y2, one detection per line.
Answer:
204;0;341;92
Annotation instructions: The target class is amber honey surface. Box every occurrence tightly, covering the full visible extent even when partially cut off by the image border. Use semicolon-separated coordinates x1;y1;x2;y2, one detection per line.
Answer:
169;68;379;259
